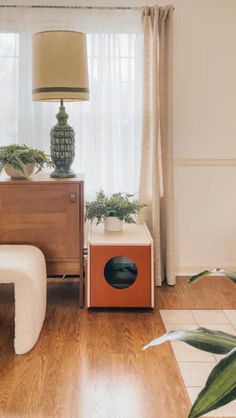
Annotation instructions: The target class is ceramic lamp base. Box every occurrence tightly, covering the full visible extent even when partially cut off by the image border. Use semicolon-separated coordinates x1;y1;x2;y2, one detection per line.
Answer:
50;168;76;178
50;100;75;178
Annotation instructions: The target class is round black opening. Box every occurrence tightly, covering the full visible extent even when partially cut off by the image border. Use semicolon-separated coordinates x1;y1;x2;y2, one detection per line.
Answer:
104;256;137;289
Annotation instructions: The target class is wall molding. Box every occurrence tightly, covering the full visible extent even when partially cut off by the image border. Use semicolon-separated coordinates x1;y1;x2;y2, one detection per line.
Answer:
176;264;236;276
175;158;236;167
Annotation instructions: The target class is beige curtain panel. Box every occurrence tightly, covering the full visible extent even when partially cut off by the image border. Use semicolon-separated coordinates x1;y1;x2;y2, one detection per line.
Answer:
139;5;175;286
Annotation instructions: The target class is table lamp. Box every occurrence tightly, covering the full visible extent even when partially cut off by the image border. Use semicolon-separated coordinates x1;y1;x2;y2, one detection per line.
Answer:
32;30;89;178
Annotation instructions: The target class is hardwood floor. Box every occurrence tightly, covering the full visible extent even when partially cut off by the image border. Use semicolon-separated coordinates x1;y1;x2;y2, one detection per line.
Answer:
158;276;236;310
0;276;235;418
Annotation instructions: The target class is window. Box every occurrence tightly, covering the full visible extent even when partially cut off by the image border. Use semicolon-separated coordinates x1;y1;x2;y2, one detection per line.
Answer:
0;33;19;145
0;8;143;196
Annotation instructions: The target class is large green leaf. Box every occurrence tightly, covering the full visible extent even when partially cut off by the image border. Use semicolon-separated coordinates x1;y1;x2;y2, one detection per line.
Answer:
187;269;220;284
189;347;236;418
224;270;236;284
142;328;236;354
188;268;236;285
187;270;212;284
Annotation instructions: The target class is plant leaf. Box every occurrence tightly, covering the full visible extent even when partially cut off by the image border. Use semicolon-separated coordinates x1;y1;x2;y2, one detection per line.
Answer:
189;347;236;418
142;328;236;354
0;161;5;173
85;189;145;224
0;144;51;175
188;268;236;285
187;270;212;284
223;270;236;284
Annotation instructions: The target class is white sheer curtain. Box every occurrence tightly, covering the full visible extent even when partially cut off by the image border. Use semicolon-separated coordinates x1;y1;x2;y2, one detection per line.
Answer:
0;7;143;198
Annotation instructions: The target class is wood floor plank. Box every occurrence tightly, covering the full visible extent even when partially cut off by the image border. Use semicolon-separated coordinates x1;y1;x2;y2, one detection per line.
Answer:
0;277;234;418
158;276;236;309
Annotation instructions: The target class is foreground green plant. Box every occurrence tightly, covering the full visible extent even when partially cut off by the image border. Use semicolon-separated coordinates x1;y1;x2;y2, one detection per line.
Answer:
0;144;53;177
85;190;145;224
143;270;236;418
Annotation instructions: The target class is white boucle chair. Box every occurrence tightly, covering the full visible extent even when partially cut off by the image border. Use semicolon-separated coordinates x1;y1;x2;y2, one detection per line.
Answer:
0;245;47;355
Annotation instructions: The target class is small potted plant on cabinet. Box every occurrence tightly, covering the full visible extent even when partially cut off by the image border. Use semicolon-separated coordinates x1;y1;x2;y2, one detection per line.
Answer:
85;190;146;232
0;144;53;179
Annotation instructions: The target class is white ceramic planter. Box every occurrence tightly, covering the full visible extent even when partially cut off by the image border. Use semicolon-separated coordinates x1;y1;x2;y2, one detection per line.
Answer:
104;217;123;232
4;163;35;179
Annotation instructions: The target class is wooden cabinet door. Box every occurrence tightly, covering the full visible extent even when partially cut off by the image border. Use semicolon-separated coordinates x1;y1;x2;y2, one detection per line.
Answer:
0;183;81;274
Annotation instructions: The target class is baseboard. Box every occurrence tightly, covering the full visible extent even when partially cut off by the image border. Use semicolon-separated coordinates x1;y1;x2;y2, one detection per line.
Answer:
176;264;236;276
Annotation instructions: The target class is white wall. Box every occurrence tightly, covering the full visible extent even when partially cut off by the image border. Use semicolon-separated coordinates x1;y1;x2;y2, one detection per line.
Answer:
2;0;236;273
172;0;236;273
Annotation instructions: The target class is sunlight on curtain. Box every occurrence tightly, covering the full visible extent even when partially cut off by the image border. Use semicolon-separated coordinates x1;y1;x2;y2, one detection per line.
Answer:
0;7;143;198
0;32;18;144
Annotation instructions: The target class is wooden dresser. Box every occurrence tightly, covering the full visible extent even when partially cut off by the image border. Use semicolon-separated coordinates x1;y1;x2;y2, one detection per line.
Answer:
0;173;84;305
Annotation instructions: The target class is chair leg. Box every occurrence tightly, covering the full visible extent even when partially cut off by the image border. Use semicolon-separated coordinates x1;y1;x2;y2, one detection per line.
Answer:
14;274;46;355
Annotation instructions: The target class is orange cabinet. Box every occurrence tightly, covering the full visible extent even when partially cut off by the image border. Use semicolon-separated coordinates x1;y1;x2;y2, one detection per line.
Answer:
87;223;154;308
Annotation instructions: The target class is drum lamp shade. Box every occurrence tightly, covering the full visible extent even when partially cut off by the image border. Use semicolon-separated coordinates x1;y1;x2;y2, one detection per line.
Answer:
32;30;89;101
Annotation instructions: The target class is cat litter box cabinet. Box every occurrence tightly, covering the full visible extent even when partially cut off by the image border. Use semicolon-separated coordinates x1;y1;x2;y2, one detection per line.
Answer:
87;222;154;308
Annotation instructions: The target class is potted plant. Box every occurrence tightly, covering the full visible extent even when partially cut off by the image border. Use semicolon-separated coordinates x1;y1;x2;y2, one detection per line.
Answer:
142;269;236;418
85;190;146;231
0;144;53;179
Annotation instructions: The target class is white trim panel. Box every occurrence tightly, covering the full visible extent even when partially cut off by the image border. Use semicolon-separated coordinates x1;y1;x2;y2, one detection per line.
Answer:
176;264;236;276
175;159;236;166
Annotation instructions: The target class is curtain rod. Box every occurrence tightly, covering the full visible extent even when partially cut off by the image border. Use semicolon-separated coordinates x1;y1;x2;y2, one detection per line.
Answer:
0;4;174;10
0;5;142;10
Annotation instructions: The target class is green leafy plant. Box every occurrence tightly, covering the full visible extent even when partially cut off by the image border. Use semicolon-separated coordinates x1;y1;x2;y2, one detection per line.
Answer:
85;190;146;224
142;270;236;418
0;144;53;177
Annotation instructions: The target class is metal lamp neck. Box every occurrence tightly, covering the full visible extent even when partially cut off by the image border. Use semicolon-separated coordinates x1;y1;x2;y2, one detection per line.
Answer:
57;99;68;125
